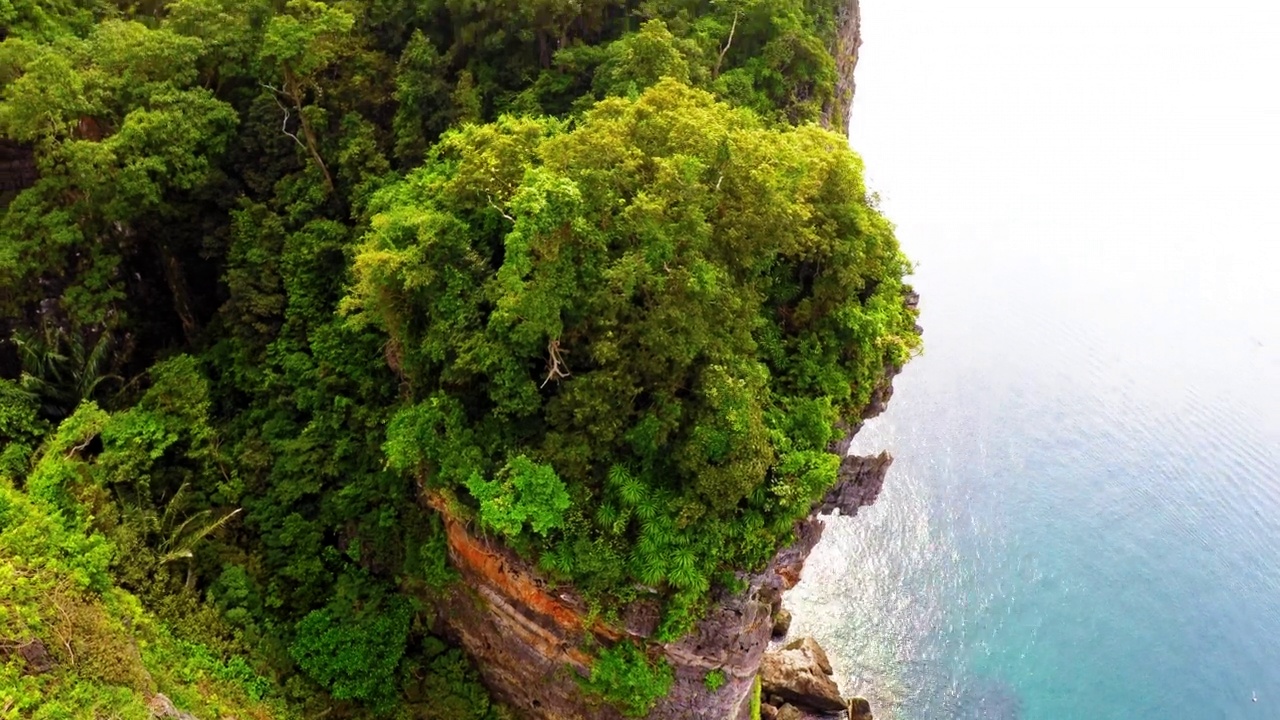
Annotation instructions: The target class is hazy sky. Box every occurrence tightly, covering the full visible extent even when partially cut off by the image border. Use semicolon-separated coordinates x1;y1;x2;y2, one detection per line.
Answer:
849;0;1280;433
852;0;1280;241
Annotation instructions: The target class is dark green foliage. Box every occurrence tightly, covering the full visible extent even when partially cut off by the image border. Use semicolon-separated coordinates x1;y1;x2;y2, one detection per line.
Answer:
409;638;512;720
289;595;411;707
0;378;44;476
580;640;675;717
0;0;912;716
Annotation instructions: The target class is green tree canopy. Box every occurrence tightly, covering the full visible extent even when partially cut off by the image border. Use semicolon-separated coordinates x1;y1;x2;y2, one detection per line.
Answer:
0;0;913;714
352;80;918;630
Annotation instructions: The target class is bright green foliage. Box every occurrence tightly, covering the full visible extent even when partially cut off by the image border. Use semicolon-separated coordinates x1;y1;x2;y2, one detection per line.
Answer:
466;456;571;540
704;668;727;692
579;641;674;717
0;478;291;719
352;80;919;631
1;0;911;716
751;673;763;720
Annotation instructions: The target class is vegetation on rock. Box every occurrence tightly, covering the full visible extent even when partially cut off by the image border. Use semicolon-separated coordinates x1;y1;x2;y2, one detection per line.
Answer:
578;640;674;717
0;0;916;716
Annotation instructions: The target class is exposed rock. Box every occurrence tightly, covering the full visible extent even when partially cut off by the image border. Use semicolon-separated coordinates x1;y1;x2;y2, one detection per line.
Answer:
815;451;894;516
427;443;898;718
776;705;805;720
19;640;53;675
1;639;54;675
771;607;793;638
622;597;661;638
782;637;832;676
847;696;874;720
422;267;917;718
761;702;780;720
0;139;37;198
148;694;199;720
822;0;863;136
760;637;845;713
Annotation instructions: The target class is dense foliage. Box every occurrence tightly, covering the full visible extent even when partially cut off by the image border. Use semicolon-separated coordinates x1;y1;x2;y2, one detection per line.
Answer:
578;641;673;717
353;80;916;635
0;0;917;716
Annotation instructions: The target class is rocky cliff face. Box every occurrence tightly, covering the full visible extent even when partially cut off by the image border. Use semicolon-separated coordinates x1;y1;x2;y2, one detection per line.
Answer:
0;139;37;202
427;355;909;720
429;426;898;720
822;0;863;136
427;5;895;717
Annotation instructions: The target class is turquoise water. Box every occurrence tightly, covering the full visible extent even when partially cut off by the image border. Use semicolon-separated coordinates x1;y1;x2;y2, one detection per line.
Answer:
786;1;1280;718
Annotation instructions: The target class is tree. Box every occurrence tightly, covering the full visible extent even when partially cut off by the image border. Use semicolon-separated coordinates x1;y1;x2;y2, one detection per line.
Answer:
352;79;920;626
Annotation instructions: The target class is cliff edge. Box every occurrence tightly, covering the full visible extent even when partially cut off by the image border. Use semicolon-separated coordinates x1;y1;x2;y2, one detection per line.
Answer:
423;4;903;717
426;352;902;720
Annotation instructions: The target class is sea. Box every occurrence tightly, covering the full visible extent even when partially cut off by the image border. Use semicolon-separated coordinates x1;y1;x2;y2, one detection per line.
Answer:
785;1;1280;718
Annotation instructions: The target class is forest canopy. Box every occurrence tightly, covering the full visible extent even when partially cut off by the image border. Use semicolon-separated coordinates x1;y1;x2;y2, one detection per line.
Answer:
0;1;917;717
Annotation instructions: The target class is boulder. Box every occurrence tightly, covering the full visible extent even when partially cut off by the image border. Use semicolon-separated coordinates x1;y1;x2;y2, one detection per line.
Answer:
771;608;793;638
760;637;844;713
148;694;199;720
1;639;54;675
847;696;873;720
783;636;832;675
760;703;780;720
776;705;805;720
19;640;54;675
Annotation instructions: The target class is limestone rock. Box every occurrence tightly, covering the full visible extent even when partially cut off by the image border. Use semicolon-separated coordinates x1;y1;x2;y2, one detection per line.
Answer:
760;636;845;713
815;451;893;517
821;0;862;135
776;705;805;720
760;702;780;720
771;608;793;638
847;696;874;720
1;639;53;675
783;636;832;675
148;694;199;720
20;640;53;675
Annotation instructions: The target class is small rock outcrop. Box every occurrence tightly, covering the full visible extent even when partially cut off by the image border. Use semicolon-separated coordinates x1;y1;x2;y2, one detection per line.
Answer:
771;608;793;639
148;694;199;720
816;451;893;516
821;0;863;135
0;639;54;675
760;637;845;714
846;696;874;720
0;139;37;198
776;705;806;720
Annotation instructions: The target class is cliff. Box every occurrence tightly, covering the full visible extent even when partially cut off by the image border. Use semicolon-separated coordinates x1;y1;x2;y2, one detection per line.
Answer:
427;362;901;720
821;0;864;136
421;4;898;717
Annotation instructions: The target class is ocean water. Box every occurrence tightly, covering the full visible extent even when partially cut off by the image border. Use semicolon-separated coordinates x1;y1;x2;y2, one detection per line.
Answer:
785;1;1280;719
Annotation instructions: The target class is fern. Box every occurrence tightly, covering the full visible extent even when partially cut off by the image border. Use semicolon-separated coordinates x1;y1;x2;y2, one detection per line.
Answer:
633;549;667;587
667;548;700;591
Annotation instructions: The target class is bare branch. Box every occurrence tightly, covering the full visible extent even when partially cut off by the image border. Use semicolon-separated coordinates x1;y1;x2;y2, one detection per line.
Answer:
713;11;740;78
488;195;516;223
263;83;307;150
541;339;571;388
